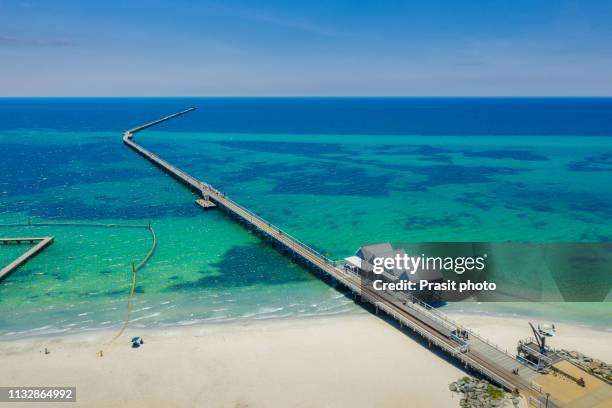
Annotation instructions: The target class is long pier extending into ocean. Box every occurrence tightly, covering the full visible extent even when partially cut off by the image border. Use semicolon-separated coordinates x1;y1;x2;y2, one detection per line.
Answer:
123;108;563;407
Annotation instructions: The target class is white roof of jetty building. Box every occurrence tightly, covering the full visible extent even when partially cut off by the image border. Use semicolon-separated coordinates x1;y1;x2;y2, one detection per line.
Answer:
356;243;394;261
352;243;443;282
354;243;409;280
344;256;362;269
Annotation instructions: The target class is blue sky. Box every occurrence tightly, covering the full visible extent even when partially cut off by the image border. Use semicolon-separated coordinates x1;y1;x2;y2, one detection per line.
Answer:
1;0;612;96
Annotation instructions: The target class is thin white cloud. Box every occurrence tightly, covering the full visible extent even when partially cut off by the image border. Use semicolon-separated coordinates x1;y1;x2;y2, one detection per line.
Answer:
0;34;72;47
212;3;341;38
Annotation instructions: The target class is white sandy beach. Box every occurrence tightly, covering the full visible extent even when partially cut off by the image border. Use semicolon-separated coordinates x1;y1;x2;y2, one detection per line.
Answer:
1;313;609;408
1;314;465;408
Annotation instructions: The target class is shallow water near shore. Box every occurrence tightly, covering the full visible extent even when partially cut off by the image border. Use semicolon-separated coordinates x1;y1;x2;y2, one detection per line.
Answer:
1;98;611;339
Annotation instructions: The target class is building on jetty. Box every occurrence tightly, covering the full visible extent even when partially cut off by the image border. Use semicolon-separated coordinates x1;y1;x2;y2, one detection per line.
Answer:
344;243;444;302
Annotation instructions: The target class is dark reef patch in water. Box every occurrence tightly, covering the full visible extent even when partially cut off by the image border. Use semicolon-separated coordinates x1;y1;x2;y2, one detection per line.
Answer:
405;164;524;188
362;145;453;163
461;149;548;161
141;142;237;165
209;140;349;157
0;141;148;195
169;142;531;196
218;162;297;184
405;215;473;230
168;243;311;291
93;195;120;203
495;184;612;219
453;195;495;211
362;145;547;163
452;181;612;222
271;165;393;196
313;155;525;190
219;161;394;197
567;153;612;172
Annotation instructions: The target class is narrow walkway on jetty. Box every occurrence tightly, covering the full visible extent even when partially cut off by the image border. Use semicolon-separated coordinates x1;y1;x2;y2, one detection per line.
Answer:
0;237;54;281
123;109;566;408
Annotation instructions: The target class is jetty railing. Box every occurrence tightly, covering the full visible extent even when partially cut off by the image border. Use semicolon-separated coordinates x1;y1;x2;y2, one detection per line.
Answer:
394;290;515;358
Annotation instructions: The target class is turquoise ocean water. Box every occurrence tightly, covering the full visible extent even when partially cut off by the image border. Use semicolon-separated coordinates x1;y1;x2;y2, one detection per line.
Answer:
1;98;611;339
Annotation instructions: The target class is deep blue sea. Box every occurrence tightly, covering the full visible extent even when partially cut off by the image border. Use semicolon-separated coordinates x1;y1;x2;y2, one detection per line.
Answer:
2;97;612;135
1;98;611;339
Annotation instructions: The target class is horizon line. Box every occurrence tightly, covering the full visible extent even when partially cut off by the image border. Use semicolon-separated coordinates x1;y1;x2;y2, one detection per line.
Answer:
1;95;612;99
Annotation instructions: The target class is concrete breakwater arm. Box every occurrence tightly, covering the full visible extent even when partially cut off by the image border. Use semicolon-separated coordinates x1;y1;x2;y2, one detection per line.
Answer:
0;237;54;281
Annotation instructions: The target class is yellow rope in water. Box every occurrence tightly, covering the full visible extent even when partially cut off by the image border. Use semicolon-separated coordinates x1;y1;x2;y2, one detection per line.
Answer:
106;224;157;346
111;262;137;343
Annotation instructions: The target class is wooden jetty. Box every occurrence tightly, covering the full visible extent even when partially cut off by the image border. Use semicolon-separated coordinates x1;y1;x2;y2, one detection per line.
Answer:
123;109;575;407
0;237;54;281
125;107;196;135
